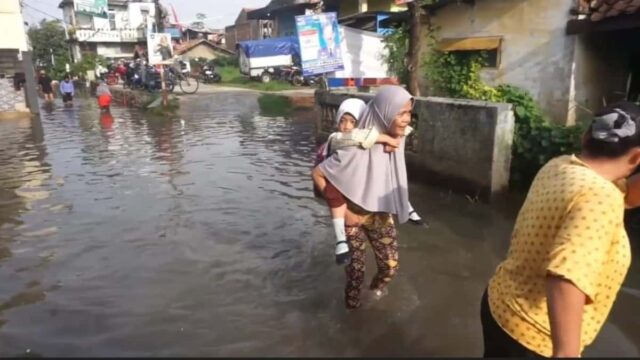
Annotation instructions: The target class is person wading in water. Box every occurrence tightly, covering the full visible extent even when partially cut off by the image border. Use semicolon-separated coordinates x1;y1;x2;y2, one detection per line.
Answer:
313;86;414;310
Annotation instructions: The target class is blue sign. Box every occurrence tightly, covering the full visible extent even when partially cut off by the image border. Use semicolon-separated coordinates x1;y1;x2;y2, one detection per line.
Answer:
295;12;344;76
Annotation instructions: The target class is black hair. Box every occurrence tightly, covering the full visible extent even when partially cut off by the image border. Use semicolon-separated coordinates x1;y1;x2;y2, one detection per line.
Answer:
583;101;640;158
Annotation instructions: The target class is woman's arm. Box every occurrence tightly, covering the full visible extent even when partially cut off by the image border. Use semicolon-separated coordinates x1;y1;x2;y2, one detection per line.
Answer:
376;133;401;148
312;165;364;226
312;166;327;194
546;276;585;358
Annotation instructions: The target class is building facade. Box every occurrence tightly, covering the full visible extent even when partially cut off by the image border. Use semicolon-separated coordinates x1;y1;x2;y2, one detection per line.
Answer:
418;0;640;125
0;0;30;116
59;0;158;60
247;0;406;38
225;8;273;51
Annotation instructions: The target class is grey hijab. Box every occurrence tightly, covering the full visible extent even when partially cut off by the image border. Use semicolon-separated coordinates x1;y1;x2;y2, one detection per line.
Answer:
318;86;413;223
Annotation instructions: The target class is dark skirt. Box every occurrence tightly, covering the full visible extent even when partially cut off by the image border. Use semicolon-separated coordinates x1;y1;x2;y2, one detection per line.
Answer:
62;92;73;102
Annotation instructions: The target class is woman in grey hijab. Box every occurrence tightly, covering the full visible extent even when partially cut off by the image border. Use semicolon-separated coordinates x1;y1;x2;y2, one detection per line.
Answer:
314;85;414;309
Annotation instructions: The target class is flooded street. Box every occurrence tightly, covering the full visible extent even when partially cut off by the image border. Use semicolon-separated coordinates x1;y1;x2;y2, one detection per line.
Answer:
0;92;638;357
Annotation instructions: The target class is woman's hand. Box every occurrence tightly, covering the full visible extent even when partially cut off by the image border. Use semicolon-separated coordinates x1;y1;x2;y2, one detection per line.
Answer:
383;144;398;153
345;208;364;227
311;166;327;193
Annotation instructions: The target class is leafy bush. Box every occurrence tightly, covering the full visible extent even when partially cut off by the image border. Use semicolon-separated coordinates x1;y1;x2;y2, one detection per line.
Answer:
495;85;584;187
211;56;238;68
381;24;409;84
71;52;108;79
424;50;499;102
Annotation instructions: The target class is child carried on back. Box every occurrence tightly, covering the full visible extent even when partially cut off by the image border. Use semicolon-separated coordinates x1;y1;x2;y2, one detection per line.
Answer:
313;98;425;265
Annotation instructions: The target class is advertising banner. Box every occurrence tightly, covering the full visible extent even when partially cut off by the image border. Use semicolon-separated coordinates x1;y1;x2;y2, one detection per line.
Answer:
74;0;108;18
295;12;344;76
147;33;174;65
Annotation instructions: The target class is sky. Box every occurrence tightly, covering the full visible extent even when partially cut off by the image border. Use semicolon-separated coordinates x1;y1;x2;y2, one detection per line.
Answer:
21;0;270;29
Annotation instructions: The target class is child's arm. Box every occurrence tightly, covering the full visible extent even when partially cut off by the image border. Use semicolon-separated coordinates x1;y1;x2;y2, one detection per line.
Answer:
330;128;380;151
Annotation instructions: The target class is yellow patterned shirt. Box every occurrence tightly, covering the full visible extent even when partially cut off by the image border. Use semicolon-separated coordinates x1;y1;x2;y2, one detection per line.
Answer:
488;155;631;357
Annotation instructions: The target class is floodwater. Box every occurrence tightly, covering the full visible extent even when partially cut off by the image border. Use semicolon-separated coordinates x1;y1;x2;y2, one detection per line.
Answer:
0;92;637;357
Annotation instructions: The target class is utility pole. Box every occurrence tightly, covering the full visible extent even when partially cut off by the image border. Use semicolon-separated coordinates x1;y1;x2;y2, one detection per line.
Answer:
407;0;421;96
154;0;164;33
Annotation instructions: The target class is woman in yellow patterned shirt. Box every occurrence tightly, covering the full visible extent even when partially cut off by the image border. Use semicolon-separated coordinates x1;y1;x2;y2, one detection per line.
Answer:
482;102;640;357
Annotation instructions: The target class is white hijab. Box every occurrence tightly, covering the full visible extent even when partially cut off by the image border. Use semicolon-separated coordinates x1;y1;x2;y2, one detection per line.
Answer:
335;98;367;125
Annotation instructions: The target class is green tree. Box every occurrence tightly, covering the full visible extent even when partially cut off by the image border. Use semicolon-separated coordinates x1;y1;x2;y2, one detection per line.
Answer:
27;19;71;79
382;24;409;85
71;52;108;80
191;12;207;29
383;0;441;95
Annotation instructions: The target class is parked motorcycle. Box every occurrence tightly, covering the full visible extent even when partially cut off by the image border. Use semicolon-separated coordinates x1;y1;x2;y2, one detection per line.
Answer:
304;74;321;87
199;62;221;84
144;66;175;93
274;65;305;86
123;61;145;90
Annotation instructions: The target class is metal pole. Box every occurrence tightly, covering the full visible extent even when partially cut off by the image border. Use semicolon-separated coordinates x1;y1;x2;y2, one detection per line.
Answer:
21;51;40;116
158;64;168;106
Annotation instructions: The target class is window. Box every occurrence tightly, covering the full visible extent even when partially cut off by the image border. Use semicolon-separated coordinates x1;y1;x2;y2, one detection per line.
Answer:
108;11;117;30
437;36;502;69
119;44;135;55
141;10;150;29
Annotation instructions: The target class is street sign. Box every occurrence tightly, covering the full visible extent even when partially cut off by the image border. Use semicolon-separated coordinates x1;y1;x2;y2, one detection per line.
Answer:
295;12;344;76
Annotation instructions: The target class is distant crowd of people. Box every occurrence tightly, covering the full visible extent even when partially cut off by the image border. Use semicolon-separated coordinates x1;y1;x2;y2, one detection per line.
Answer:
37;68;111;112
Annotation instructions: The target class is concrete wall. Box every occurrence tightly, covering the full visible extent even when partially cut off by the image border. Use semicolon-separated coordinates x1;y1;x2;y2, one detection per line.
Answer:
0;0;28;52
340;0;360;17
340;0;406;17
367;0;406;12
96;43;135;58
426;0;576;125
414;97;515;200
315;90;515;201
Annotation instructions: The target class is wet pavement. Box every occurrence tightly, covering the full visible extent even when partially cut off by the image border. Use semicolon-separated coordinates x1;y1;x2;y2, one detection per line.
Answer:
0;92;637;357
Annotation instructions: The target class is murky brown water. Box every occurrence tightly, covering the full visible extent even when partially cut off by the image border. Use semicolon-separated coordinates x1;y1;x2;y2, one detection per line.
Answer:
0;92;637;357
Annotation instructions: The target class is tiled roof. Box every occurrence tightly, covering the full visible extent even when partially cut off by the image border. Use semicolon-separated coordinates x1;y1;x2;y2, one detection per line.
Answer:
578;0;640;21
175;39;234;56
